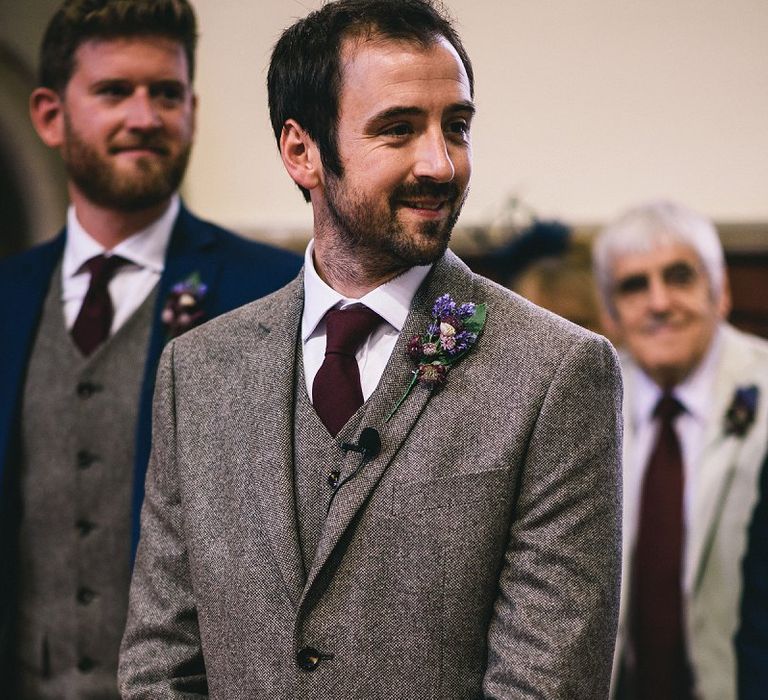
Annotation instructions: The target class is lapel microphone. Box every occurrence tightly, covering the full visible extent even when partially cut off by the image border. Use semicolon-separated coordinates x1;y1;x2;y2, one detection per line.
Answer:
328;428;382;511
340;427;381;461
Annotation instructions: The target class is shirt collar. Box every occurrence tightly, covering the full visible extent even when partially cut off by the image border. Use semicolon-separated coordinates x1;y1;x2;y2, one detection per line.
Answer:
629;324;724;427
301;238;432;342
62;195;180;279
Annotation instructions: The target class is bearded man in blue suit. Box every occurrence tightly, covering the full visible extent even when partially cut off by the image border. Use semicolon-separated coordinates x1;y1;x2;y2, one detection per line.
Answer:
0;1;300;697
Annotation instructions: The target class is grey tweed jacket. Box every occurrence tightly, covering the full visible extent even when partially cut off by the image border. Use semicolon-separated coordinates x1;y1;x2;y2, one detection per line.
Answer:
119;251;623;699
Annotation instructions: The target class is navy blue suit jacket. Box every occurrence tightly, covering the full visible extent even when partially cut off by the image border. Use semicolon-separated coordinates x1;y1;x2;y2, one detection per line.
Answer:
0;205;301;556
737;449;768;699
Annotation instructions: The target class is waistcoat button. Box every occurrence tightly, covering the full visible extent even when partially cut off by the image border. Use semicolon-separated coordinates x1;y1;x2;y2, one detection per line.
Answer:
76;450;96;469
76;519;96;536
77;656;96;673
76;381;101;398
77;587;96;605
297;646;322;671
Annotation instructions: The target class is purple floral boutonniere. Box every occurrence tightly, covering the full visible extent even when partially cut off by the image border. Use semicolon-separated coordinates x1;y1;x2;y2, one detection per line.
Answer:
161;272;208;340
724;385;759;437
386;294;487;421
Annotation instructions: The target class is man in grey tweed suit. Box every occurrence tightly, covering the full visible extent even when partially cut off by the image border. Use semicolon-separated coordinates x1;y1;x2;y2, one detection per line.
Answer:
119;1;624;697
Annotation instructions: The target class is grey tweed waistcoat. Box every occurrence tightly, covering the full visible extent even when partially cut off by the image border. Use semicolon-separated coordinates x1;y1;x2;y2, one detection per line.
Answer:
15;265;156;700
293;357;366;576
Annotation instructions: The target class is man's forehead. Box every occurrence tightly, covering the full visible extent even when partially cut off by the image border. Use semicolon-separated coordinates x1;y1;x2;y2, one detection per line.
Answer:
71;35;190;80
612;242;702;277
338;33;468;92
340;31;434;57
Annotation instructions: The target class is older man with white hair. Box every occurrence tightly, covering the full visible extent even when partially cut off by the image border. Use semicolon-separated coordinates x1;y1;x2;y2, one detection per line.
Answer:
593;199;768;700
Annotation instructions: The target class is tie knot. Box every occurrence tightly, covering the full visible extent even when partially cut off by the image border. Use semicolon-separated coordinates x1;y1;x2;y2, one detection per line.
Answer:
83;254;129;287
654;393;684;422
324;306;382;356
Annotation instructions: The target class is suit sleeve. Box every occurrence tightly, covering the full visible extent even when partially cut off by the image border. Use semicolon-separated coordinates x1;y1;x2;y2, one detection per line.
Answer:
736;450;768;699
483;334;623;699
118;342;208;698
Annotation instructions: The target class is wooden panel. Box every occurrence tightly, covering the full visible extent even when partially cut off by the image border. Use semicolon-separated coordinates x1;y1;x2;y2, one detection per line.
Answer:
727;253;768;339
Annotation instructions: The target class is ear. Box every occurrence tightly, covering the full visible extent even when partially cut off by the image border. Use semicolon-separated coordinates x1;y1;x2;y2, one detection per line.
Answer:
279;119;322;193
29;87;65;148
593;286;624;346
717;270;732;319
598;302;623;345
190;91;198;136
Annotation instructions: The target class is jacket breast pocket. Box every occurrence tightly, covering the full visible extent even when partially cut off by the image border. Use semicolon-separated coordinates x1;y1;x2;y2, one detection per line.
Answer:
391;468;510;517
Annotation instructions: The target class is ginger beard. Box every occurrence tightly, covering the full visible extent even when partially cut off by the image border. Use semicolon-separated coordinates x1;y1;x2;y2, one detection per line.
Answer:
61;109;192;212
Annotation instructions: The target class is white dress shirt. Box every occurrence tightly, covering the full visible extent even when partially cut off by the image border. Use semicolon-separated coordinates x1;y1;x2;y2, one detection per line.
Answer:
301;240;431;402
61;196;179;333
626;326;724;529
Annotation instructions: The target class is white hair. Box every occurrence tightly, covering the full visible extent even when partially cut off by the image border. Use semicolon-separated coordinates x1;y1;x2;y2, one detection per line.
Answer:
592;199;725;315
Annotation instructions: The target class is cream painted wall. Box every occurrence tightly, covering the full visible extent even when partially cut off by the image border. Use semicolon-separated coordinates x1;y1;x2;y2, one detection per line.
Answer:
188;0;768;236
2;0;763;237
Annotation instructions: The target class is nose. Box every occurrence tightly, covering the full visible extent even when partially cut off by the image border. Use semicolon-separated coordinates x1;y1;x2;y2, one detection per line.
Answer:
647;274;672;312
124;91;162;131
412;128;455;183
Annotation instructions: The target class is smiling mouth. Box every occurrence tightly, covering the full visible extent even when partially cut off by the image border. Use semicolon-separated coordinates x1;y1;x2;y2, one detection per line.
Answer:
644;321;687;335
400;199;448;211
391;181;460;216
111;145;169;156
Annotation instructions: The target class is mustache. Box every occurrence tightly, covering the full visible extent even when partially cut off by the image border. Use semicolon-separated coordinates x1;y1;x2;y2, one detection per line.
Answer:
390;181;461;202
108;138;170;155
643;314;685;332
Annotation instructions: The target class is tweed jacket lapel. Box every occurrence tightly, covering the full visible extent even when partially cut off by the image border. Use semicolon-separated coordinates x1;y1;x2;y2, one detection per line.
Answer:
232;275;306;607
303;251;477;598
685;327;763;593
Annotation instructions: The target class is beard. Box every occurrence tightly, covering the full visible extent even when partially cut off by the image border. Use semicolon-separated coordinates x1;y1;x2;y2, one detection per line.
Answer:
323;173;467;271
61;113;192;212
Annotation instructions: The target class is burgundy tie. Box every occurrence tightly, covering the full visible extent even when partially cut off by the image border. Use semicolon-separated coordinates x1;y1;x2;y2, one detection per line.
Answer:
312;306;382;437
71;254;129;356
632;393;692;699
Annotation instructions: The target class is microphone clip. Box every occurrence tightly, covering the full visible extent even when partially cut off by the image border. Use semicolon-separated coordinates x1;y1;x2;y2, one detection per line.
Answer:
340;427;381;461
329;428;383;511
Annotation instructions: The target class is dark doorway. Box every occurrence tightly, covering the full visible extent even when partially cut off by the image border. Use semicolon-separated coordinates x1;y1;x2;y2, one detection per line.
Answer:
0;137;30;258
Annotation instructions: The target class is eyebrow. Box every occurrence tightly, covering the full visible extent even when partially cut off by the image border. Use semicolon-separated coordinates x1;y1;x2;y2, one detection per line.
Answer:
90;77;187;89
366;100;476;126
614;260;698;294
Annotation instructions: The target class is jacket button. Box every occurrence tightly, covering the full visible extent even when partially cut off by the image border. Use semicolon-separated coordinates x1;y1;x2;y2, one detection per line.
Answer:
296;646;321;672
327;470;340;488
76;381;100;398
77;587;96;605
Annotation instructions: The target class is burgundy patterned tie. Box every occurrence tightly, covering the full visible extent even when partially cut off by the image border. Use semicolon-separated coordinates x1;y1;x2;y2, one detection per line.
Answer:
71;254;129;356
632;393;692;699
312;306;382;437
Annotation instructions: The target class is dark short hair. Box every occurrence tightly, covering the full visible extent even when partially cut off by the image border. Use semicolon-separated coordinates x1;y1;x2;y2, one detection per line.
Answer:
39;0;198;93
267;0;474;202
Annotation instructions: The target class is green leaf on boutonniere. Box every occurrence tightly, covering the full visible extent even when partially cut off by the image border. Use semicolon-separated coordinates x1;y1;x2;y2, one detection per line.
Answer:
455;303;486;352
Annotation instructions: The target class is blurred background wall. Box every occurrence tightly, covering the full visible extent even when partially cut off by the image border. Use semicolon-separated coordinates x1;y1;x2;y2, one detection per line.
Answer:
186;0;768;242
1;0;767;332
1;0;767;249
0;0;66;256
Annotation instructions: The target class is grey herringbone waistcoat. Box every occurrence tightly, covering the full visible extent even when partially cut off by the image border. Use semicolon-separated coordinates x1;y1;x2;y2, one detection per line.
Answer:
293;359;364;576
15;266;156;700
